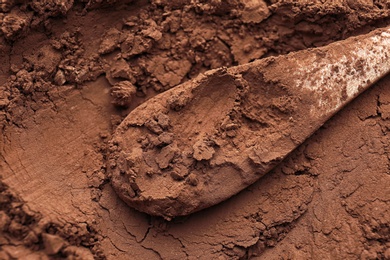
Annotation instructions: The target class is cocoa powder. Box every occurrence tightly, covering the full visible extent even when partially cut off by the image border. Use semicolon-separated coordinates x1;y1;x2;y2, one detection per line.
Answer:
0;1;389;259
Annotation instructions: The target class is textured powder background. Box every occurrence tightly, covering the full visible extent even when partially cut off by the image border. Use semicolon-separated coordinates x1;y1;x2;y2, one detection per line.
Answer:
0;0;389;259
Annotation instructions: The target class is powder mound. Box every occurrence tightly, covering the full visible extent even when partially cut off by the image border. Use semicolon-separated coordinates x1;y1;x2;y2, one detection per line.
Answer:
192;139;215;161
240;0;270;23
111;81;137;107
1;9;31;40
29;0;74;15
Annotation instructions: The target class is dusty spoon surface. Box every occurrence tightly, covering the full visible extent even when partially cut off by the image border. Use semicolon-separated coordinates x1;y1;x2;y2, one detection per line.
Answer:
108;26;390;219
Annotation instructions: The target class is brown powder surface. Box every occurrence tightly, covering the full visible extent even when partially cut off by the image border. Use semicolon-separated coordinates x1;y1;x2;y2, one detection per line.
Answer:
0;0;389;259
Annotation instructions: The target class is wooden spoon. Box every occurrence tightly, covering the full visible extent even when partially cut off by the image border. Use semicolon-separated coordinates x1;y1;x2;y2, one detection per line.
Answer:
108;26;390;219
